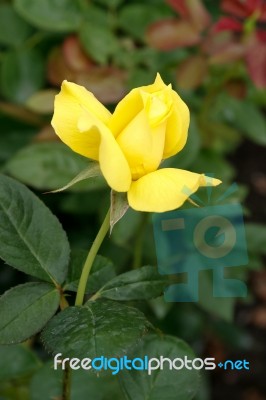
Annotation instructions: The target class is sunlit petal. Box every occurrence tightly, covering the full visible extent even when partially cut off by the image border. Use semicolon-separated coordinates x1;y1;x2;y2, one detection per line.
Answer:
128;168;221;212
52;81;111;160
163;92;190;158
78;108;132;192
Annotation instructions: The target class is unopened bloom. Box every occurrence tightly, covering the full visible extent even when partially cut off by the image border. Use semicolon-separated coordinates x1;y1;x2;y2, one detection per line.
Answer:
52;74;221;212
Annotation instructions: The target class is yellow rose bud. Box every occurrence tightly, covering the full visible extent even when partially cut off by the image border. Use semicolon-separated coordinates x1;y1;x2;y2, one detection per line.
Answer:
51;73;221;212
112;76;184;181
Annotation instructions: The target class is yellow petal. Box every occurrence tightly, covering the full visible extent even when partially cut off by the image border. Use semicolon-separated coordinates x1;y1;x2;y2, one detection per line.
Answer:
61;80;111;123
108;73;168;137
140;84;173;127
78;108;132;192
51;81;111;160
154;72;168;89
108;88;143;138
163;91;190;159
145;72;168;92
116;110;165;180
127;168;221;212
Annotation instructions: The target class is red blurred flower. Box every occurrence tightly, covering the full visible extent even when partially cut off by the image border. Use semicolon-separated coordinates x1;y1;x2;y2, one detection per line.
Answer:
166;0;189;18
48;36;127;103
148;0;266;89
166;0;211;30
212;0;266;88
147;0;211;51
213;16;243;33
221;0;266;22
245;33;266;88
146;0;212;89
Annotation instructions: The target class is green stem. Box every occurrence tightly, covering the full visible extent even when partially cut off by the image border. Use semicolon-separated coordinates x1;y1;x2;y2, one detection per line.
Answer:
62;363;71;400
58;290;71;399
75;208;110;306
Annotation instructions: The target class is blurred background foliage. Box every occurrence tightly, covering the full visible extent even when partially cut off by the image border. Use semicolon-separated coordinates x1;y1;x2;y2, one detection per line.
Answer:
0;0;266;399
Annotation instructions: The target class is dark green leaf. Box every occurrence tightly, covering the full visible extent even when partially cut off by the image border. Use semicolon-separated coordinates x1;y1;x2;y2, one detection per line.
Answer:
30;362;124;400
194;371;211;400
0;115;35;164
80;5;108;26
71;369;124;400
0;174;70;284
79;23;119;65
0;48;44;104
98;266;168;301
14;0;82;32
30;362;62;400
0;344;40;381
5;143;105;192
0;283;60;344
0;4;32;47
42;299;150;358
119;334;200;400
65;253;116;294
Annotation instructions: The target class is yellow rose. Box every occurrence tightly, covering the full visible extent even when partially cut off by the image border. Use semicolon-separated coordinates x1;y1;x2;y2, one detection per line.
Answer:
51;73;221;212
